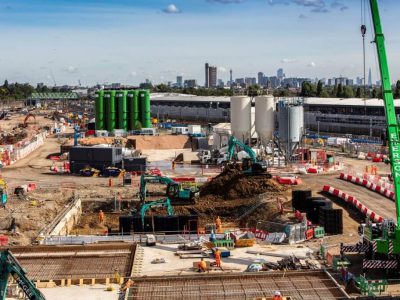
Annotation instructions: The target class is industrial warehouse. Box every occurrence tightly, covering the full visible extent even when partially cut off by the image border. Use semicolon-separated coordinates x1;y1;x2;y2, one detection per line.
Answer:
2;0;400;300
151;94;390;137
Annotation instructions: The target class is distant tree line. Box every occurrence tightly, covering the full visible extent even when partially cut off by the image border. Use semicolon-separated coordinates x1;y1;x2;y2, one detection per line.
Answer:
300;80;400;99
0;80;72;100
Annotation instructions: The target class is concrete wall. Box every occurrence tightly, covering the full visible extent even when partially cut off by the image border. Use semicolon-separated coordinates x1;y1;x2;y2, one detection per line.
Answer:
49;198;82;236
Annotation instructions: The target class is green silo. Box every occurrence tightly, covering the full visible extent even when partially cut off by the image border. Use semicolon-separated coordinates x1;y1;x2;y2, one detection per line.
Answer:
116;90;128;130
95;90;104;130
127;90;140;130
139;90;151;128
105;90;116;132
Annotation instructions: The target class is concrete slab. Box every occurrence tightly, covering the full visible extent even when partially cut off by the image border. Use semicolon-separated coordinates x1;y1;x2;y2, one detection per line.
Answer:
138;242;314;276
39;284;120;300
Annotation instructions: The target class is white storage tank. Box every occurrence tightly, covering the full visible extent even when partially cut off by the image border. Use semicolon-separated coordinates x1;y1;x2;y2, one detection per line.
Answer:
230;96;251;141
255;95;275;144
289;106;304;143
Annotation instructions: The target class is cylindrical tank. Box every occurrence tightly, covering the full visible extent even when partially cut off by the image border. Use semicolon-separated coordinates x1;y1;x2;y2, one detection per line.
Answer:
230;96;251;141
95;90;104;130
127;90;140;130
139;90;151;128
278;101;289;142
289;106;304;143
105;90;116;132
255;96;275;143
116;90;128;130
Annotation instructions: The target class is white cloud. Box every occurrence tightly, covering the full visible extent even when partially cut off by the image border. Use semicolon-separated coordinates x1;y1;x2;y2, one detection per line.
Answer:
163;4;181;14
281;58;297;64
64;66;78;73
218;66;227;73
129;71;137;77
307;61;316;67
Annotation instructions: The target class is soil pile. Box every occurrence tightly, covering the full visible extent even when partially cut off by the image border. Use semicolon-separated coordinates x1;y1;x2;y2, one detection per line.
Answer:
127;135;191;150
200;168;286;200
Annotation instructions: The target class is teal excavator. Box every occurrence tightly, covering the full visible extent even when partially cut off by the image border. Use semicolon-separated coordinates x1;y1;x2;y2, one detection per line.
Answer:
139;174;199;204
139;198;174;227
0;250;45;300
227;136;272;178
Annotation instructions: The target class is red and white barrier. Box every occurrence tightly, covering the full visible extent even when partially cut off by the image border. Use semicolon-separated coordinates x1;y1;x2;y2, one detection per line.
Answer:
322;185;384;223
339;173;395;201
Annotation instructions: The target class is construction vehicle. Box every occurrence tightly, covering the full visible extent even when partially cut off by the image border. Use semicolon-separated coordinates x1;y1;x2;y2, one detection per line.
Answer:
0;179;8;206
102;167;124;178
227;136;272;177
140;174;199;204
79;166;100;177
198;148;229;165
20;113;36;129
339;0;400;272
0;250;45;300
138;198;174;227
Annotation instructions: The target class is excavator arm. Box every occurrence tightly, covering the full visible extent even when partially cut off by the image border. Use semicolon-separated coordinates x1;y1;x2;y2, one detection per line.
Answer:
139;198;174;227
140;175;177;202
227;136;258;162
370;0;400;226
0;250;45;300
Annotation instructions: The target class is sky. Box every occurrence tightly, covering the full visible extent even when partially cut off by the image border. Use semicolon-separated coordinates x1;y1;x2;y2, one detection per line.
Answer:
0;0;400;86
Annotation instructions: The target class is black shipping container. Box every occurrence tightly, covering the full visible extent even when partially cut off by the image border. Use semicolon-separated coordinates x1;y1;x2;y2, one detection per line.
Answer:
319;208;343;234
120;157;147;172
119;216;132;233
306;199;332;224
69;146;123;164
292;189;312;212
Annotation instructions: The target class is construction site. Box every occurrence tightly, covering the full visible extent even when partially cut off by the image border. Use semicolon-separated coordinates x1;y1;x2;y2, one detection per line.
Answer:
2;1;400;300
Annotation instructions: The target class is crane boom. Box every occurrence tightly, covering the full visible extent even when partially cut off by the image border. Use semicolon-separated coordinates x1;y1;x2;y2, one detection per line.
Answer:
370;0;400;226
0;250;45;300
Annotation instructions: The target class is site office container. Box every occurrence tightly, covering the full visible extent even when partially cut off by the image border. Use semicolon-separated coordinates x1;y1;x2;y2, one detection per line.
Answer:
69;147;123;164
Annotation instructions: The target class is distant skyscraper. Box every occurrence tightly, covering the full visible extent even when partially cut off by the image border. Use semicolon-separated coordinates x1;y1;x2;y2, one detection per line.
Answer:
257;72;264;85
368;68;372;86
277;68;285;79
245;77;257;85
230;69;233;85
176;76;183;88
205;63;209;88
208;66;217;88
184;79;197;88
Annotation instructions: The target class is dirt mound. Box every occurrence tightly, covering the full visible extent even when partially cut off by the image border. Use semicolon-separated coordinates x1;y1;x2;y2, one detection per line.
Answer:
200;168;286;200
127;135;191;150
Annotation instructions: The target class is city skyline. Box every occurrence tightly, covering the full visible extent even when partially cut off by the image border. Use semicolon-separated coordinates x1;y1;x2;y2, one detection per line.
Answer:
1;0;400;85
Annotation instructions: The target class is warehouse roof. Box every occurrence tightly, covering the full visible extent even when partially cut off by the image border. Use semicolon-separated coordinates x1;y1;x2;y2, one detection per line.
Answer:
151;93;400;108
151;93;230;103
303;97;400;107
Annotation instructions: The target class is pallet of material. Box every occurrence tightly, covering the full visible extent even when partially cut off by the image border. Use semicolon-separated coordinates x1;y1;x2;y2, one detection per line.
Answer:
179;253;209;259
175;250;204;255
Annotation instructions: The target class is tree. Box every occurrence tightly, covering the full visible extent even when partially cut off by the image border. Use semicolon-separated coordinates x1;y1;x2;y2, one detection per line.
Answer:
394;80;400;99
372;88;377;98
356;87;362;98
331;85;337;97
320;90;329;98
300;81;315;97
336;84;344;97
316;80;323;97
343;86;354;98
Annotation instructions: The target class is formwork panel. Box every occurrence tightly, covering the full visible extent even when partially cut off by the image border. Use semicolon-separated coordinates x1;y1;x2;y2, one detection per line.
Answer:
2;243;135;281
128;271;348;300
